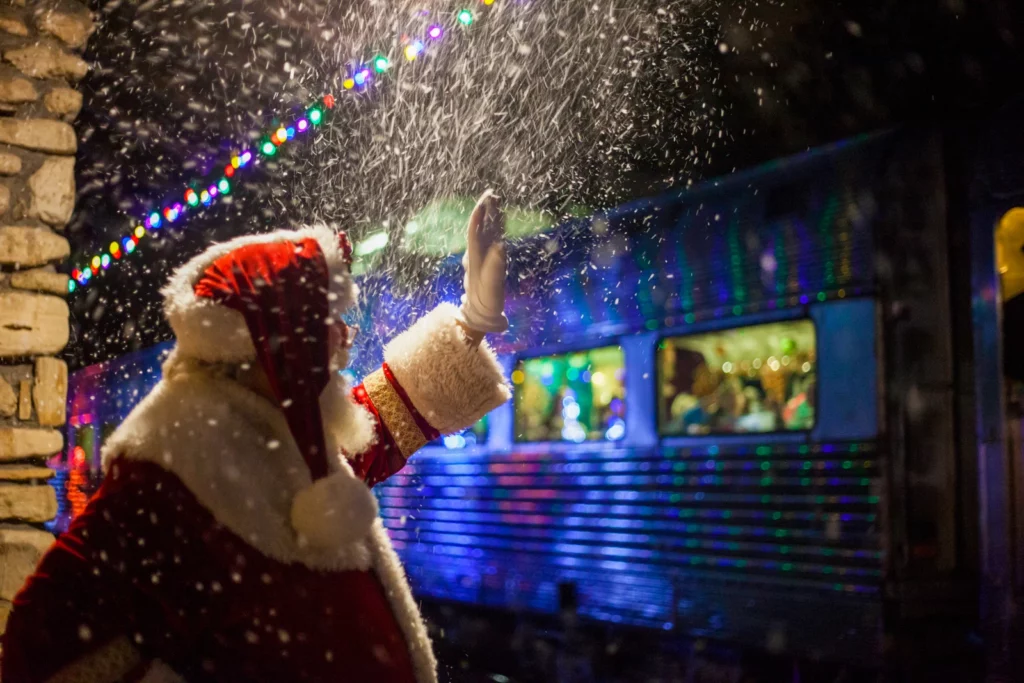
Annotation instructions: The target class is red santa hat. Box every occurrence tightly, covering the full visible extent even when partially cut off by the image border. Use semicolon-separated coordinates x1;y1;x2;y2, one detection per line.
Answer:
161;226;377;550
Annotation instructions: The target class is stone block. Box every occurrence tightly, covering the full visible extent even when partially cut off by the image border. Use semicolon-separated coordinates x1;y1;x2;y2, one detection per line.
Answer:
0;118;76;154
0;77;36;104
16;379;29;420
0;226;69;266
28;156;74;225
0;526;55;599
35;7;94;49
0;152;21;175
0;376;14;417
0;291;69;356
10;267;68;295
43;86;80;117
5;43;87;82
0;427;61;459
0;465;53;480
33;356;65;426
0;485;56;523
0;17;28;37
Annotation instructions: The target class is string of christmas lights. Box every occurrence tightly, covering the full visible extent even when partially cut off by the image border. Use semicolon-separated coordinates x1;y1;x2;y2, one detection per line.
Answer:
69;94;334;292
69;0;497;292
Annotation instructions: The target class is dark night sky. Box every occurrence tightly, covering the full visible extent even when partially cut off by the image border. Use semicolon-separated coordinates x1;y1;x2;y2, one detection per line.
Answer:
65;0;1023;369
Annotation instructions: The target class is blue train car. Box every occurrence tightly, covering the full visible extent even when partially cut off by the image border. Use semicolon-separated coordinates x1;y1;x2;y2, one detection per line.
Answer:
58;126;988;668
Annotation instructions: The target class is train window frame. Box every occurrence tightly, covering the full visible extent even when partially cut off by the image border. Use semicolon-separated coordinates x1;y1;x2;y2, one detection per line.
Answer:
511;342;628;445
655;317;819;438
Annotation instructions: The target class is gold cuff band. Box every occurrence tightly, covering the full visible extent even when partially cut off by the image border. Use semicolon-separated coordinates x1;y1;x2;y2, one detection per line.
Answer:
363;368;428;459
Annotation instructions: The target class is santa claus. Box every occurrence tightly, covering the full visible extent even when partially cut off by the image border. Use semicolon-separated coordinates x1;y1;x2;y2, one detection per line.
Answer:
2;193;512;683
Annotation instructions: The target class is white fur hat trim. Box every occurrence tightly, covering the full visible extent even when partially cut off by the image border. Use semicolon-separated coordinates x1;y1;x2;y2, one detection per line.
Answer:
161;224;357;364
291;465;379;551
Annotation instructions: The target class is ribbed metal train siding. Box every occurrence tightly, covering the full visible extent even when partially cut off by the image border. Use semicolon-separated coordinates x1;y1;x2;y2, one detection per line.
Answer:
377;440;883;659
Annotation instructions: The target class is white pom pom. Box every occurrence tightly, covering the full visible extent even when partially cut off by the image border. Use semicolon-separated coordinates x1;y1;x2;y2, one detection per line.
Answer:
290;468;378;550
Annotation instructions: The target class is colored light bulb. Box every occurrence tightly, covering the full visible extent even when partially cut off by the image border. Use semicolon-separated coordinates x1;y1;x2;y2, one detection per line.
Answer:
91;256;100;269
225;165;235;178
83;267;92;280
343;78;355;90
101;254;111;269
428;24;443;39
240;151;252;165
286;126;295;139
200;190;210;204
185;189;198;206
148;212;161;228
373;55;390;72
483;0;494;5
353;71;367;86
218;179;230;194
71;268;80;280
109;241;120;254
231;156;241;168
323;94;335;109
261;141;277;155
404;42;423;61
309;108;322;124
297;119;309;132
125;240;135;253
457;9;474;25
275;127;288;143
67;280;76;293
208;185;218;198
134;225;145;238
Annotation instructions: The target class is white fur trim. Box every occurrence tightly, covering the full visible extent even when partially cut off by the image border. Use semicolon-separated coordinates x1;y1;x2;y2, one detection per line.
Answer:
291;464;379;551
138;661;186;683
368;522;438;683
384;303;511;434
320;367;377;458
101;362;374;572
161;224;358;364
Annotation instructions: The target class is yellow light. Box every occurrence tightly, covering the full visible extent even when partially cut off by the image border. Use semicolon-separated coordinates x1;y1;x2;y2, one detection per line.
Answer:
134;225;145;238
404;44;419;61
511;369;525;385
483;0;495;5
275;127;288;144
591;371;606;386
109;241;119;254
343;78;355;90
91;256;100;269
231;156;240;168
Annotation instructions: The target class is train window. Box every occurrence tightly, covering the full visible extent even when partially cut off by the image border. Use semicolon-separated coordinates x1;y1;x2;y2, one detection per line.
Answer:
658;319;816;436
512;345;626;443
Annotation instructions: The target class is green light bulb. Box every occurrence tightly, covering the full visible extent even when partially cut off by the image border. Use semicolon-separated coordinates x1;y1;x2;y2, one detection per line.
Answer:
457;9;473;25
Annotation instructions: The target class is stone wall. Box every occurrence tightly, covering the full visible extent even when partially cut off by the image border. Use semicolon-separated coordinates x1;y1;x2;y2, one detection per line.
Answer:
0;0;91;633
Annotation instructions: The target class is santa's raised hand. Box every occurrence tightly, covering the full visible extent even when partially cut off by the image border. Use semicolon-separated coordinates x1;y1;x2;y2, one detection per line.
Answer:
459;190;509;341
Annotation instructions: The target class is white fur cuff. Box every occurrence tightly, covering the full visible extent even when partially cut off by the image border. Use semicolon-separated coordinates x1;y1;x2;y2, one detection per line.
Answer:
383;303;511;435
291;467;378;550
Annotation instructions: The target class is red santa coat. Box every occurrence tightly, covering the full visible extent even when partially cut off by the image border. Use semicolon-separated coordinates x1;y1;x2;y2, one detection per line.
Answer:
2;303;510;683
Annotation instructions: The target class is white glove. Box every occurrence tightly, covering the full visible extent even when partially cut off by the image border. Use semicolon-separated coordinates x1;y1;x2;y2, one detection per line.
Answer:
460;190;509;334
